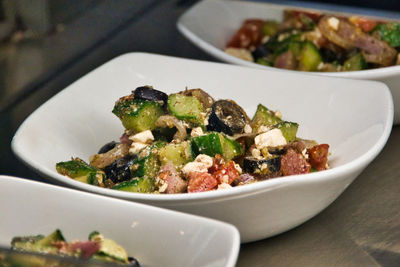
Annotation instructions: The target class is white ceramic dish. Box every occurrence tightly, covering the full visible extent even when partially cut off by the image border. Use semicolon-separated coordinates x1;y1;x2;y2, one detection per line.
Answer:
177;0;400;124
0;175;239;267
12;52;393;242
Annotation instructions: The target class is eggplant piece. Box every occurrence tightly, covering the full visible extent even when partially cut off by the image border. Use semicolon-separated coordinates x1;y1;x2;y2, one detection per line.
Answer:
133;86;168;107
243;156;281;174
104;155;136;184
98;141;118;154
207;100;248;135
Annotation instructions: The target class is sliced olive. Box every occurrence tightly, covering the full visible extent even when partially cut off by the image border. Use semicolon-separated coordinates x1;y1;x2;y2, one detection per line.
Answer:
98;141;119;154
243;156;281;174
128;257;141;267
133;86;168;106
207;100;248;135
104;155;136;184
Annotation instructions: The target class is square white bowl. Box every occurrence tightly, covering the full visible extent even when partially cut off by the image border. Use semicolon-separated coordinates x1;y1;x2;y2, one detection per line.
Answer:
177;0;400;124
0;175;240;267
12;52;393;242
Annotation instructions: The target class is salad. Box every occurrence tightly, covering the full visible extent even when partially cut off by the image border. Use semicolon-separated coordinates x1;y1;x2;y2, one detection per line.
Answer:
56;86;329;194
8;229;139;266
225;9;400;71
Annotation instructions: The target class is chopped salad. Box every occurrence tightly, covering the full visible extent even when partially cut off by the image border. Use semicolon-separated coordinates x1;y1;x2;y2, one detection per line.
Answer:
9;229;139;266
225;9;400;71
56;86;329;194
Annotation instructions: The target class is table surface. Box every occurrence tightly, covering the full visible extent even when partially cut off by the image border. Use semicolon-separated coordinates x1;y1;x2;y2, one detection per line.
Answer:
0;1;399;266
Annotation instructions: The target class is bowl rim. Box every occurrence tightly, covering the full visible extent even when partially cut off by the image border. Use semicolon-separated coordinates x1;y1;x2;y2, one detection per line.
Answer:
0;175;241;266
176;0;400;78
11;52;394;203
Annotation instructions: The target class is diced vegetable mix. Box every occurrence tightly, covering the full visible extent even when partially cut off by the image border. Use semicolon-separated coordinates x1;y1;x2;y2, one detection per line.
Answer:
10;229;140;266
225;10;400;71
56;86;330;194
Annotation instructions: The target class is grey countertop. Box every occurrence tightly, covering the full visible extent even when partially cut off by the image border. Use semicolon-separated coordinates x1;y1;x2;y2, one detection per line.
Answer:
0;1;399;266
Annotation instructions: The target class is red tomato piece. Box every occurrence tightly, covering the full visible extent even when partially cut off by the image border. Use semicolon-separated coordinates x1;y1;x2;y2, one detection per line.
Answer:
213;161;240;185
226;19;264;49
281;149;311;176
208;154;225;174
187;172;218;193
349;16;377;32
290;10;322;22
307;144;329;171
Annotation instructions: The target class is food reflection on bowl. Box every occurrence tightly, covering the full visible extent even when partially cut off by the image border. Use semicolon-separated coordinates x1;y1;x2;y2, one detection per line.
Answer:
11;53;393;242
177;0;400;124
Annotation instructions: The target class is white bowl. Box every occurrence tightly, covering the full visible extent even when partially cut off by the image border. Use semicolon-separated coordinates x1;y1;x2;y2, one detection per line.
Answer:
12;52;393;242
0;175;239;266
177;0;400;124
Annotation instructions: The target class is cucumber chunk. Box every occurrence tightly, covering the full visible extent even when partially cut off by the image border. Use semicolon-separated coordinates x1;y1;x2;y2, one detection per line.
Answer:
111;177;155;193
12;229;65;254
299;41;322;71
167;94;205;125
131;142;166;179
113;98;164;133
251;104;282;131
56;158;104;186
158;141;193;169
89;231;129;263
191;132;243;160
274;121;299;142
343;53;366;71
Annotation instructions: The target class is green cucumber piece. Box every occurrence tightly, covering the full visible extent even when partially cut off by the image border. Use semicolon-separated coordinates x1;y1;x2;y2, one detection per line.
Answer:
12;230;65;254
158;141;193;169
113;98;164;133
89;232;128;263
131;142;165;178
111;177;155;193
56;158;104;186
167;94;205;125
343;53;366;71
191;132;243;160
222;135;243;160
274;121;299;142
298;41;322;71
251;104;282;131
262;21;279;36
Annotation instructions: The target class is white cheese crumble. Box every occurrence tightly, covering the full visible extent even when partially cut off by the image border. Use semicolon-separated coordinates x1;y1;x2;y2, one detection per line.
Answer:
274;110;282;119
254;128;287;149
225;47;254;62
327;17;340;31
244;124;252;134
191;127;204;137
129;130;154;144
251;148;262;159
257;125;271;134
181;154;213;176
234;163;242;174
129;142;148;155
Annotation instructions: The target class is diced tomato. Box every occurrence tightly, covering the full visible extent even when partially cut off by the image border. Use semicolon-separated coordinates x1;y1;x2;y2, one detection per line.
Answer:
307;144;329;171
226;19;264;49
187;172;218;193
349;16;377;32
213;161;240;185
281;149;311;175
208;154;225;174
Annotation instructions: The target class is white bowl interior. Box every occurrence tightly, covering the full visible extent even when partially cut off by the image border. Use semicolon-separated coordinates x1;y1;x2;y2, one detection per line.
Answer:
0;176;239;267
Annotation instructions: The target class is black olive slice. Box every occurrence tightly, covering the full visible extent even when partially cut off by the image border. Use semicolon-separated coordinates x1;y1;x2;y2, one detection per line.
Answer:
243;156;281;174
104;155;136;183
133;86;168;106
98;141;119;154
207;100;248;135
